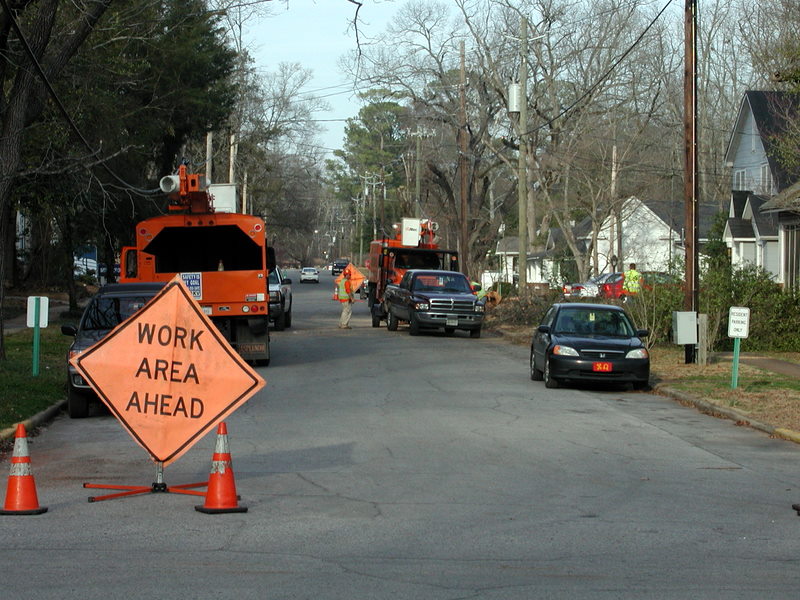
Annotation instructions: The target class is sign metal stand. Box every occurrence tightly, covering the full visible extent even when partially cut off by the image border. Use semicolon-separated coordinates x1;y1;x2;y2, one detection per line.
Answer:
84;461;207;503
728;306;750;390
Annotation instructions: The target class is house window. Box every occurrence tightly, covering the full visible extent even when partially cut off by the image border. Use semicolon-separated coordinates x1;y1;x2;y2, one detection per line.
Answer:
733;169;747;191
785;225;800;290
760;163;773;195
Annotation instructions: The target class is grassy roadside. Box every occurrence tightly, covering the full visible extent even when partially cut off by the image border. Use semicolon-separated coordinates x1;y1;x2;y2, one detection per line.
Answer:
650;346;800;432
0;324;72;432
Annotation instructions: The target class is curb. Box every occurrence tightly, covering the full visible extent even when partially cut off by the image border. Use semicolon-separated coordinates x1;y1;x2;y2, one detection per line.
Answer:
0;400;65;443
653;384;800;444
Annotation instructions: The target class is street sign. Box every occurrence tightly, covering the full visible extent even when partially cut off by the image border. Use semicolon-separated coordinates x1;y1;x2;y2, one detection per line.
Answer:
71;276;264;465
728;306;750;339
26;296;48;328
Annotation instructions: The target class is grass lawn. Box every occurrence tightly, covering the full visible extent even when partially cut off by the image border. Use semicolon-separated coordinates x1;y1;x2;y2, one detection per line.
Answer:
0;324;71;433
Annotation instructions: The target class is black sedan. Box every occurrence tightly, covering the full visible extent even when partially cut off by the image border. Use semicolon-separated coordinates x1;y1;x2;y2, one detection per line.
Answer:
530;303;650;390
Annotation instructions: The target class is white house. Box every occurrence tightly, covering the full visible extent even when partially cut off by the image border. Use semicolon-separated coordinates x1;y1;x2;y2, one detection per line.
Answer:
592;197;682;273
491;197;720;287
723;190;779;278
724;90;800;287
589;197;719;274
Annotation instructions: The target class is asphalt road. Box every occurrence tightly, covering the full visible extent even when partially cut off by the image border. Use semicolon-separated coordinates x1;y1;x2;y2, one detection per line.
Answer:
3;269;800;599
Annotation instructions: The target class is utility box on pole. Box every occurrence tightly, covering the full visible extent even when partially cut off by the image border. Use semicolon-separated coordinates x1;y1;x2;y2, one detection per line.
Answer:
672;311;697;345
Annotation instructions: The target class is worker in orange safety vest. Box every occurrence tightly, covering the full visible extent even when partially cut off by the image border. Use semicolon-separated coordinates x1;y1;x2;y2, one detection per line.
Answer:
338;269;354;329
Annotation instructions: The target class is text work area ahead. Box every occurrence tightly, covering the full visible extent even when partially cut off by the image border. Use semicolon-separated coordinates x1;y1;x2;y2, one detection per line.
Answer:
71;276;265;466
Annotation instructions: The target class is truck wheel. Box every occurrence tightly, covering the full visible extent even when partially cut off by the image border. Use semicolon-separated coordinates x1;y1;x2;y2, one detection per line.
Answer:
372;313;381;328
68;389;90;419
284;308;292;328
387;310;398;331
273;311;285;331
469;327;481;339
409;314;420;335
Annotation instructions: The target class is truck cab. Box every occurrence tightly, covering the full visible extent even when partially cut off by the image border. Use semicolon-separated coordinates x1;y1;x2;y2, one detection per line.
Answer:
384;270;484;338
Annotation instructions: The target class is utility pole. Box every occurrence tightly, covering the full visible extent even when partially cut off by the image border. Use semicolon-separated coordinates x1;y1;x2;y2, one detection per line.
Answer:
517;16;528;292
229;132;236;183
361;173;378;240
459;40;470;278
610;144;620;267
684;0;699;364
205;132;213;183
415;129;422;218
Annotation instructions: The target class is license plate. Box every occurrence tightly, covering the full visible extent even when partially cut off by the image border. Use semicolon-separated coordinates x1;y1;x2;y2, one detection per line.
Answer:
446;317;458;327
592;362;613;372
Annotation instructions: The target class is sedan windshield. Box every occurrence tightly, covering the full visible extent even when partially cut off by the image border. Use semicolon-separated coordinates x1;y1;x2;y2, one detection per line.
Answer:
81;296;154;331
554;308;635;337
412;273;472;293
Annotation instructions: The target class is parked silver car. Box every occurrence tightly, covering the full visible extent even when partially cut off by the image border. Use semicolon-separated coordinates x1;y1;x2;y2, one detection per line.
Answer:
268;267;293;330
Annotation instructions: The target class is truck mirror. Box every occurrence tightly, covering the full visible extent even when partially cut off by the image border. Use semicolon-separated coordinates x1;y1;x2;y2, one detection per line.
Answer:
266;246;277;272
122;247;138;280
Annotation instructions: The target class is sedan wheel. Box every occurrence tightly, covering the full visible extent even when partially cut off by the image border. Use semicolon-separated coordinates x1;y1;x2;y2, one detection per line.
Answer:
530;352;543;381
543;358;559;389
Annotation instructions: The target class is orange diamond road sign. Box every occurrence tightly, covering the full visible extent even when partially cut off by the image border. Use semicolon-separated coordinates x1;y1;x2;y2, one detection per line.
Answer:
71;275;265;466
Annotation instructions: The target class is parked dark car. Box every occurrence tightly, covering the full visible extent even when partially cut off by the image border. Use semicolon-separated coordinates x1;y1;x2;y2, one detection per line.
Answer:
384;269;484;337
530;302;650;390
61;282;165;418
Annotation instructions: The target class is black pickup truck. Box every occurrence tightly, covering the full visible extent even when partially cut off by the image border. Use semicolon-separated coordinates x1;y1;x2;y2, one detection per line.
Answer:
383;269;485;337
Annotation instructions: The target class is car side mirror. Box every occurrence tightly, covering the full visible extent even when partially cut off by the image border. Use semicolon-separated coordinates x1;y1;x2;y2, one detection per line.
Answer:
61;324;77;337
283;278;292;285
537;324;551;334
471;283;482;292
636;328;649;337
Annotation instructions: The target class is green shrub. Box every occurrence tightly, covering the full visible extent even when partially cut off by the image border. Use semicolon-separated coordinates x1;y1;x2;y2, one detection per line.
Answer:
624;281;684;349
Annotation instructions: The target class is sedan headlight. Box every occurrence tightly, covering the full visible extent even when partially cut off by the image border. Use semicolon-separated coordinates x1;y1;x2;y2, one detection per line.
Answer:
552;345;579;356
626;348;649;359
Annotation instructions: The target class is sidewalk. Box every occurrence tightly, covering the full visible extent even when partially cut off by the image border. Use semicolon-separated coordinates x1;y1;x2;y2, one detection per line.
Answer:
719;352;800;379
2;295;78;334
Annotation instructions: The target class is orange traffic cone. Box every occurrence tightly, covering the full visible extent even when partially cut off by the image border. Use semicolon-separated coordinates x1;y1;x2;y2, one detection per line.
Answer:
1;424;47;515
195;422;247;514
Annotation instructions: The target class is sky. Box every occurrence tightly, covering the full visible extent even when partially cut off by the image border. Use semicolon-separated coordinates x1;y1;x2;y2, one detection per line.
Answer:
242;0;402;156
